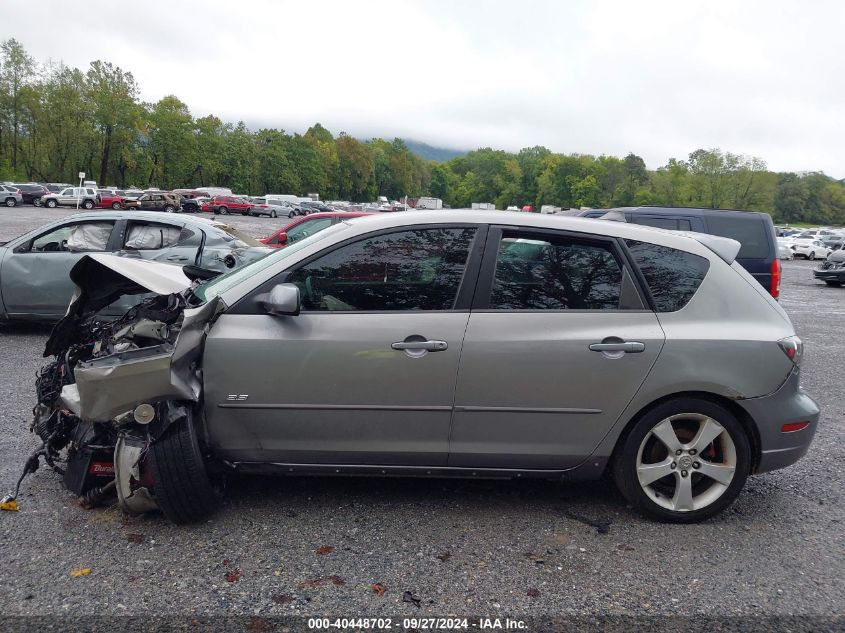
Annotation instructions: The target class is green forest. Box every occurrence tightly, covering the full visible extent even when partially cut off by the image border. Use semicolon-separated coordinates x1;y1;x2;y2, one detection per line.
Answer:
1;38;843;224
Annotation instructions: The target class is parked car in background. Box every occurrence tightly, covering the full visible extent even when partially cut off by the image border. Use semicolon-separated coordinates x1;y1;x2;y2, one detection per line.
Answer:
208;195;252;215
0;211;271;321
95;190;128;210
579;206;781;298
820;235;844;251
14;183;50;206
41;187;99;209
124;192;180;212
260;212;369;247
122;189;145;202
0;185;23;207
813;249;845;286
791;239;832;260
32;210;818;524
248;197;292;218
44;183;72;193
776;239;794;260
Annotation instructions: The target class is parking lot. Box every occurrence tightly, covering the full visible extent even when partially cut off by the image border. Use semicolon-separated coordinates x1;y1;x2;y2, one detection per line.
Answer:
0;206;842;622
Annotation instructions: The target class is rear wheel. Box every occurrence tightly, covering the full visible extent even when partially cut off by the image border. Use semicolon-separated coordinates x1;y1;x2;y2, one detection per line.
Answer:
5;197;16;207
111;201;122;210
46;198;57;208
809;251;816;260
148;409;220;524
613;398;751;523
34;197;43;207
164;205;175;213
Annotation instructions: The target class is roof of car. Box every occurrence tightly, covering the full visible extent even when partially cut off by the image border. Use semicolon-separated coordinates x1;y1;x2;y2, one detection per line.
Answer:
337;210;740;262
581;205;772;219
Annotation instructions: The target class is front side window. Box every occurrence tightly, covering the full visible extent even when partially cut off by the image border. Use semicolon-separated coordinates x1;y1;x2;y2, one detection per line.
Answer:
31;222;115;253
626;240;709;312
288;227;477;311
489;233;623;310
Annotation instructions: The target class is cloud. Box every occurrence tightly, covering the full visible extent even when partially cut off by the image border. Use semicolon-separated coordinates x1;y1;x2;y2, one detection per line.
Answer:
4;0;843;177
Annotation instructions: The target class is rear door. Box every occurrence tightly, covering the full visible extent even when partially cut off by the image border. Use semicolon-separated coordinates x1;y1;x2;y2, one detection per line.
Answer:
202;224;484;466
450;226;665;470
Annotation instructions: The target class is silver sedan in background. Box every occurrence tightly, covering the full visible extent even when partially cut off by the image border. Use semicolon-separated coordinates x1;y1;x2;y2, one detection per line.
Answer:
0;211;271;321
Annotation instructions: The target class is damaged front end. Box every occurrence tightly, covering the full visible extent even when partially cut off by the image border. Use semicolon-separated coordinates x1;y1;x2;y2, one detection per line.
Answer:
5;253;221;516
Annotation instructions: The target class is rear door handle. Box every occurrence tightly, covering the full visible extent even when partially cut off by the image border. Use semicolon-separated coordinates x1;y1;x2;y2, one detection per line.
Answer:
391;340;448;352
589;341;645;353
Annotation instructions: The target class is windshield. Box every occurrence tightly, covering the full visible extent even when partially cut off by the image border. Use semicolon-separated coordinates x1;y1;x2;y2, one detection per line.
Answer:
194;222;350;302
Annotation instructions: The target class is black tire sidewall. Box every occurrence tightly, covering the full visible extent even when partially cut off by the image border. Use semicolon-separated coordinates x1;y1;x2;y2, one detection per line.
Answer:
613;398;751;523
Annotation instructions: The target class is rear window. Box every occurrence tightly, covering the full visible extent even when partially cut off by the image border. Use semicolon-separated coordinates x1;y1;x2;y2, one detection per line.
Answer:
704;214;771;259
626;240;710;312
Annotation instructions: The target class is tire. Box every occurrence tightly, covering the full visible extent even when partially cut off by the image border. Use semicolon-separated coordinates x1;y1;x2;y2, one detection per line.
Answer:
809;251;815;260
5;197;16;207
288;211;295;218
46;199;57;208
111;201;122;210
270;210;277;218
164;205;175;213
148;409;220;524
218;206;228;215
34;198;42;207
824;281;841;287
613;397;751;523
82;199;95;210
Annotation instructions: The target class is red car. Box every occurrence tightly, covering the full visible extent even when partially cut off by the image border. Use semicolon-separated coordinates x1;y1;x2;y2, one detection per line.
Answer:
261;212;369;248
95;190;127;210
207;195;252;215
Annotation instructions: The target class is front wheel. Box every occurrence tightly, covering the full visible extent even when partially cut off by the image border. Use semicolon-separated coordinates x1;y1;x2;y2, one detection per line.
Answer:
613;398;751;523
34;198;43;207
825;281;841;287
270;210;277;218
218;206;228;215
164;205;175;213
288;211;295;218
148;409;221;524
808;251;816;260
46;199;57;208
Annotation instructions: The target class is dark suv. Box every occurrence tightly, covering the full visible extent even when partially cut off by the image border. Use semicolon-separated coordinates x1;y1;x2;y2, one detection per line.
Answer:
14;183;50;205
579;206;780;297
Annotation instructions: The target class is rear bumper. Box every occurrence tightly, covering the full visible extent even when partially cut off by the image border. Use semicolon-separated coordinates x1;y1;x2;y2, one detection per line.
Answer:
737;369;820;474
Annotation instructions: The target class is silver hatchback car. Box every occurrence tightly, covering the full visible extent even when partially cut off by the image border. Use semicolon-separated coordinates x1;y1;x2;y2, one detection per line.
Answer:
18;211;819;524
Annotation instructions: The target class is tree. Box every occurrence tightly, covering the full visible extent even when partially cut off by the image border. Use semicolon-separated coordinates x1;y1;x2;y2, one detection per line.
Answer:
86;61;139;185
0;38;37;174
336;133;373;201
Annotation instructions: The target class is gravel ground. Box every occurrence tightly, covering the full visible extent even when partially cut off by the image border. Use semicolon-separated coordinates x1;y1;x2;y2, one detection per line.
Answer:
0;206;842;624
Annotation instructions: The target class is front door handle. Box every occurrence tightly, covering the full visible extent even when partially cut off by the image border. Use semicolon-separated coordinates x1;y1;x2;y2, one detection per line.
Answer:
589;341;645;353
391;340;448;352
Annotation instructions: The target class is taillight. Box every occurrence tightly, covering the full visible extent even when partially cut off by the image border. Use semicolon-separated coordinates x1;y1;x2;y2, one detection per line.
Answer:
770;258;781;298
781;422;810;433
778;335;803;366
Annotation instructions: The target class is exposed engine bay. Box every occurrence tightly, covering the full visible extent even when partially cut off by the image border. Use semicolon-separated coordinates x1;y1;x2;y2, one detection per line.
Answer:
4;253;221;515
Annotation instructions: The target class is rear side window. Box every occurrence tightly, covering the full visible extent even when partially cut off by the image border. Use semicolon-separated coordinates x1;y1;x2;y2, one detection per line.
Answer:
704;214;771;259
490;234;623;310
626;240;709;312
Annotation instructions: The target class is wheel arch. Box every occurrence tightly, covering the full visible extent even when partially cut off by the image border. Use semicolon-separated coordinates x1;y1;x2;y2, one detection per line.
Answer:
607;390;761;473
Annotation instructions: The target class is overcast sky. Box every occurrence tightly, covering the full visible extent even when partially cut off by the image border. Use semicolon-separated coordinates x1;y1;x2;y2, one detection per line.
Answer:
4;0;844;176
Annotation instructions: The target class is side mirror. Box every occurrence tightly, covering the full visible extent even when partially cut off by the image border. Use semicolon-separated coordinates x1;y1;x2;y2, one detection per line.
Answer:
259;283;300;316
277;232;288;244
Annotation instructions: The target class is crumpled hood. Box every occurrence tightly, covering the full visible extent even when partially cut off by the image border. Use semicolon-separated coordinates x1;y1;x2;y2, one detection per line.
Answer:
45;254;194;358
70;254;192;310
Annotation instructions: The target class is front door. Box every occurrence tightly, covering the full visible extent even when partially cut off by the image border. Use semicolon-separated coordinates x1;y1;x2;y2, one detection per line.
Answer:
203;225;482;466
1;219;118;317
450;227;665;470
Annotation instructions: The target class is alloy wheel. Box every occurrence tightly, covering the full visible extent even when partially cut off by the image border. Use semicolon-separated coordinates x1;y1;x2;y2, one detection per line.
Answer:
636;413;737;512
